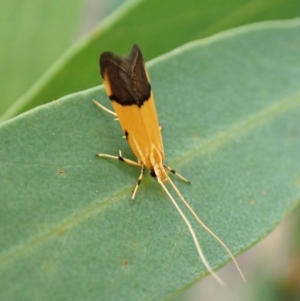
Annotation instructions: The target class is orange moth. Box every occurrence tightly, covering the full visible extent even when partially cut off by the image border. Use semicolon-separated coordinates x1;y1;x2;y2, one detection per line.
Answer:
93;44;244;285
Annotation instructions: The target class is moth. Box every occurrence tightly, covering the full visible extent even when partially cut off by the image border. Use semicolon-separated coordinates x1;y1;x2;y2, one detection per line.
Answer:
93;44;244;285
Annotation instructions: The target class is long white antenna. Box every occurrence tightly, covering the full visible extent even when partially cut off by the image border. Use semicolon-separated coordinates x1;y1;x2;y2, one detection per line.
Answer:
168;177;245;282
157;179;225;286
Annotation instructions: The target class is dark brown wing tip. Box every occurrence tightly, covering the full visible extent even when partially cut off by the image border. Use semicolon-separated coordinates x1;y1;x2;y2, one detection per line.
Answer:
131;44;141;55
129;44;144;63
99;51;114;78
99;44;143;78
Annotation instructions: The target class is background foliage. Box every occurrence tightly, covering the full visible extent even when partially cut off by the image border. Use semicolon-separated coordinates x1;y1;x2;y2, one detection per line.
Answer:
1;0;300;121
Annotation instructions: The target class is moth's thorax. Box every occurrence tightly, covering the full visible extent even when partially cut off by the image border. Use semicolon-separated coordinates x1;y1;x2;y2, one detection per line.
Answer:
150;146;168;183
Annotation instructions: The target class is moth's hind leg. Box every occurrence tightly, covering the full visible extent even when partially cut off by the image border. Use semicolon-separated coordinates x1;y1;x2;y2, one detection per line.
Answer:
92;99;117;118
164;164;190;183
96;150;144;200
93;99;126;139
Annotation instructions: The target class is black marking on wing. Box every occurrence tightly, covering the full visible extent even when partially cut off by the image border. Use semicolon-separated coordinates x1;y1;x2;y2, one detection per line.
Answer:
100;44;151;107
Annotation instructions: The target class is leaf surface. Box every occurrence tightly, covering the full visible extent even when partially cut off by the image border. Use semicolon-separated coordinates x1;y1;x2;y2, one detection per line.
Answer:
0;19;300;301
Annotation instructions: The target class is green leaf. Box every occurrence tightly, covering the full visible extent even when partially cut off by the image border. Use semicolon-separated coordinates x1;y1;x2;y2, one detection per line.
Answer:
2;0;300;121
1;19;300;301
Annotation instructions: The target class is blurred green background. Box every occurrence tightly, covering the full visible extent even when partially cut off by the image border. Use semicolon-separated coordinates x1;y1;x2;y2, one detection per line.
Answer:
1;0;300;121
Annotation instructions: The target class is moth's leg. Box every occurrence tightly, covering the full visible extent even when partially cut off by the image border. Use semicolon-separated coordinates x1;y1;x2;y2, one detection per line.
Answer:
93;99;123;138
92;99;117;118
96;150;144;200
96;150;140;167
131;164;145;201
164;164;190;183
